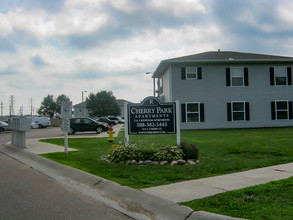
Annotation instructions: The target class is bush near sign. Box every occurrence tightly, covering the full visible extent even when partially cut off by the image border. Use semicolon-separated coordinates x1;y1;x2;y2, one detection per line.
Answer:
128;97;176;135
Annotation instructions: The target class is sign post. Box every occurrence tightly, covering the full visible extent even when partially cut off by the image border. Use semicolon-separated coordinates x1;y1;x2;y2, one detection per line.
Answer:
61;101;72;155
125;96;180;145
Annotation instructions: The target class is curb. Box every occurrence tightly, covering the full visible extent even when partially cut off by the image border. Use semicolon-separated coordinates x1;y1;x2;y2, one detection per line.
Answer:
0;144;193;220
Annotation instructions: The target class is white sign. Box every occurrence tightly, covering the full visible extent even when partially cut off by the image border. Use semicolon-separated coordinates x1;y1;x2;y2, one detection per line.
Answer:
61;101;72;118
61;119;70;131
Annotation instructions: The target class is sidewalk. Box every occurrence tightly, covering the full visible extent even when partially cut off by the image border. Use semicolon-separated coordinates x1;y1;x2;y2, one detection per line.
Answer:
142;163;293;203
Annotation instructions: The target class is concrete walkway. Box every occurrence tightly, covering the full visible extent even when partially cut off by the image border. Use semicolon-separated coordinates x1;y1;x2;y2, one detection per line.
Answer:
24;124;124;154
142;162;293;203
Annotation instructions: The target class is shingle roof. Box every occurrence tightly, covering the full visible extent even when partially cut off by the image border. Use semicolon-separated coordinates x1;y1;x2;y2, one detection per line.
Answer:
153;51;293;78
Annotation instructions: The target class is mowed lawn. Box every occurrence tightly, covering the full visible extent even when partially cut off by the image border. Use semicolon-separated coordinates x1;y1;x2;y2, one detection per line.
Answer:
40;127;293;189
181;176;293;220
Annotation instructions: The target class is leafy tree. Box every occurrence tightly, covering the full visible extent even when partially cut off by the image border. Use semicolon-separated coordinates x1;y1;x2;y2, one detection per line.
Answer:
37;95;57;118
56;94;70;113
86;91;121;117
38;94;70;118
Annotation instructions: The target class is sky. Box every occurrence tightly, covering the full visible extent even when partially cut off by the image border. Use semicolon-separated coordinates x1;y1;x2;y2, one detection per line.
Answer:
1;0;293;116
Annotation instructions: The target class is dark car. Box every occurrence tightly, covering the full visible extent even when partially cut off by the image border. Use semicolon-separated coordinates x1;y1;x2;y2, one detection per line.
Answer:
108;116;124;124
96;117;118;126
68;118;109;135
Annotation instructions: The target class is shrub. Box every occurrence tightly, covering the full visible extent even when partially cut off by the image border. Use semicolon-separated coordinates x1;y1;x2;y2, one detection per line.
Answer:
152;145;184;162
107;144;136;163
179;142;199;160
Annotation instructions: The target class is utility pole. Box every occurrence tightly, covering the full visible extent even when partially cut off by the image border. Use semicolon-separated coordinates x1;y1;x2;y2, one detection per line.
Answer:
30;98;34;116
0;101;3;120
9;95;15;117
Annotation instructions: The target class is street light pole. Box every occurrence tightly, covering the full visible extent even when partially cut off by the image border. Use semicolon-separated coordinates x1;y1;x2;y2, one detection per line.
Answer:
82;90;87;117
146;72;155;97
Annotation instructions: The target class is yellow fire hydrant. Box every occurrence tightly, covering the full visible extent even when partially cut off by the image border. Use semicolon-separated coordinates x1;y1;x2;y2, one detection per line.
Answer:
107;126;115;142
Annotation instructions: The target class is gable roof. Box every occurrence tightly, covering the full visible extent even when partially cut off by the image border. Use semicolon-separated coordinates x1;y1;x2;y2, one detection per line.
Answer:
152;51;293;78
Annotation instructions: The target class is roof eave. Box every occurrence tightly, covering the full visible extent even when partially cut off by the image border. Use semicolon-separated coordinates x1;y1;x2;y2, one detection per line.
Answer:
152;59;293;78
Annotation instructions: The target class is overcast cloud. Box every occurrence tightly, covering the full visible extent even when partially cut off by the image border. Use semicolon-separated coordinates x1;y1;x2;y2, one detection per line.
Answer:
1;0;293;115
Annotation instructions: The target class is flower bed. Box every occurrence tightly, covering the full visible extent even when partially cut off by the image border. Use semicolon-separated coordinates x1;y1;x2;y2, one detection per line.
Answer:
101;142;200;165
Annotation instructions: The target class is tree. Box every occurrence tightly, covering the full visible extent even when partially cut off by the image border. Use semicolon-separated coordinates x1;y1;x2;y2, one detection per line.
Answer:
86;91;120;117
38;94;70;118
55;94;70;114
37;95;57;118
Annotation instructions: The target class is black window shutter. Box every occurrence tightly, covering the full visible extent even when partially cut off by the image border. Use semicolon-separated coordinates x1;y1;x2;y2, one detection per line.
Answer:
226;68;231;86
200;103;205;122
227;103;232;121
289;101;293;119
270;67;275;85
181;68;186;80
245;102;250;121
271;102;276;120
287;67;292;85
244;67;249;86
181;104;186;122
197;67;202;80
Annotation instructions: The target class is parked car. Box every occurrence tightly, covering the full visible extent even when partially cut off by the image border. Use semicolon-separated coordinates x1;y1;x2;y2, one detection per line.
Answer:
0;121;10;132
108;116;124;124
68;118;109;135
31;122;39;129
26;116;51;128
96;117;118;126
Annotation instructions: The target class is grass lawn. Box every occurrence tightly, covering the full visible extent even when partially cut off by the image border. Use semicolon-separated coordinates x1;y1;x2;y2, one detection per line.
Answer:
181;176;293;220
40;127;293;189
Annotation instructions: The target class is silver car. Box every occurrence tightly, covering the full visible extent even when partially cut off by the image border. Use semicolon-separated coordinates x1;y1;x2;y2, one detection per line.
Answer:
0;121;10;132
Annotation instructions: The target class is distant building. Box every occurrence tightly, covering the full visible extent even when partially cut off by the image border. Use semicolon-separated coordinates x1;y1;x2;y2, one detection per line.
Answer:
152;51;293;129
73;99;132;118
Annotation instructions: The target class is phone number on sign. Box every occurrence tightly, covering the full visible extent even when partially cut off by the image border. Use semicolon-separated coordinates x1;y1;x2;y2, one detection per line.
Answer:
136;122;168;128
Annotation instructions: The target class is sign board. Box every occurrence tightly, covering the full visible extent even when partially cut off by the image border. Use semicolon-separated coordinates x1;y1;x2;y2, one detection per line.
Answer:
61;101;72;119
128;97;176;135
61;118;70;131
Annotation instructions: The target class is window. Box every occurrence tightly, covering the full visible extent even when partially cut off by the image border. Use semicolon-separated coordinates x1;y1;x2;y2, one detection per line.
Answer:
186;103;199;122
181;103;205;122
226;67;249;86
271;101;293;120
270;67;292;86
227;101;250;121
186;67;197;79
181;67;202;80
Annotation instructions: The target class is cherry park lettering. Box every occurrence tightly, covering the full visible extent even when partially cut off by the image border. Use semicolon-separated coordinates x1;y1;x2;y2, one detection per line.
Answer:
128;97;176;135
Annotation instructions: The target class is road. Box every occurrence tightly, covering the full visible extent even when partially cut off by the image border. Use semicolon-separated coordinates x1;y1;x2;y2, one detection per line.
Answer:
0;128;132;220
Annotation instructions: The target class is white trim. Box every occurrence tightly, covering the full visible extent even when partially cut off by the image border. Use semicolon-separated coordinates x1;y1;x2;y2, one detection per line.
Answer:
231;101;246;121
274;66;288;86
275;100;289;120
185;102;200;123
230;67;244;87
186;67;198;80
169;66;173;101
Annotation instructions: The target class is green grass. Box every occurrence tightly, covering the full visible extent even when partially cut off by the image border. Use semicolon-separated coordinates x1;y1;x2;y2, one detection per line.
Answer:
181;177;293;220
40;127;293;189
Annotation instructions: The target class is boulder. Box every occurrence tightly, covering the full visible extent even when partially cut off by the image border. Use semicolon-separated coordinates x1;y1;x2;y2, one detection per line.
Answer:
160;161;168;165
150;161;159;165
170;161;178;166
177;159;186;165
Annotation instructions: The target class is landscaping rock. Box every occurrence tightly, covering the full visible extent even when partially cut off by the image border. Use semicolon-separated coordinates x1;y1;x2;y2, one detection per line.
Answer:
187;160;196;165
195;160;200;163
130;160;138;165
177;159;186;165
142;160;152;165
138;160;144;165
126;160;131;165
150;161;159;165
170;161;178;166
160;161;168;165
